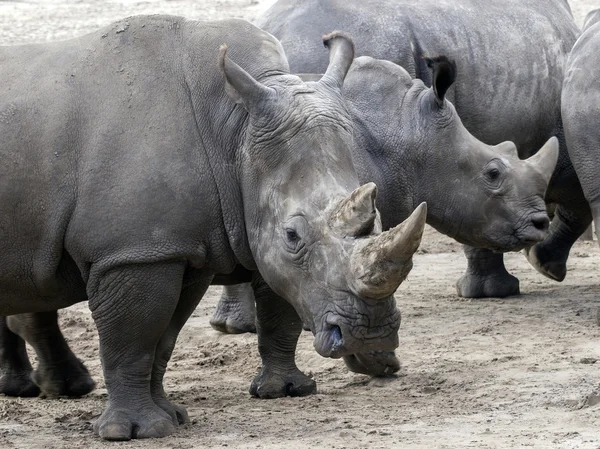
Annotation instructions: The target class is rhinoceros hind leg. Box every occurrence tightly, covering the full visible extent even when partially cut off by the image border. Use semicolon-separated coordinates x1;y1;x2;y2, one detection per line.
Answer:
250;275;316;399
0;317;40;397
6;312;95;398
456;246;519;298
343;351;401;376
210;283;256;334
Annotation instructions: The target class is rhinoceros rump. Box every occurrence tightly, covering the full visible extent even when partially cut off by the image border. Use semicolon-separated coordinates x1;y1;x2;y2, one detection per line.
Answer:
0;16;427;440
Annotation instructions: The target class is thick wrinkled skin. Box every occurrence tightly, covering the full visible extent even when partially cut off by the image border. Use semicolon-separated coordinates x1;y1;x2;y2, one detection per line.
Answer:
0;15;414;440
562;14;600;258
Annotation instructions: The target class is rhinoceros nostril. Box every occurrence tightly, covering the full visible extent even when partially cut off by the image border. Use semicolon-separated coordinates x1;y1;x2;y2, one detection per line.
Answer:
531;214;550;231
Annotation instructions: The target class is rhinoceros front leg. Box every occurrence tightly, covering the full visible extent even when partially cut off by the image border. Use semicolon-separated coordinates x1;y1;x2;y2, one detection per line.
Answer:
0;317;39;397
250;273;316;399
4;311;95;398
150;270;212;426
210;283;256;334
525;203;592;281
456;246;519;298
90;262;186;441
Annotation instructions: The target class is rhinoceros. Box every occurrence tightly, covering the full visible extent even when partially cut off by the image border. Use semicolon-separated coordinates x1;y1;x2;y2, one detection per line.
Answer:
251;0;583;300
562;11;600;246
0;15;431;440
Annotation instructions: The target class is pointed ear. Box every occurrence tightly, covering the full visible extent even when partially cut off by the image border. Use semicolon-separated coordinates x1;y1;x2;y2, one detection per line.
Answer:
319;31;356;90
219;44;274;110
425;56;456;106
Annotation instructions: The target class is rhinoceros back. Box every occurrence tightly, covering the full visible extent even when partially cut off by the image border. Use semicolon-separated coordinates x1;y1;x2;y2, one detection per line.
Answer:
258;0;578;156
0;16;284;313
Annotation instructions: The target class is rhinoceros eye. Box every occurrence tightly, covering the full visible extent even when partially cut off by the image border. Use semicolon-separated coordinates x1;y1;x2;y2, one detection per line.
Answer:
283;216;309;253
482;160;506;190
286;229;299;243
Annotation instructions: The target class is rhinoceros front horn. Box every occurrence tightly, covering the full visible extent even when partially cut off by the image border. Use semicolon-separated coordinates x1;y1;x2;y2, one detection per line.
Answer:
525;136;559;185
349;202;428;300
320;31;356;90
330;182;379;237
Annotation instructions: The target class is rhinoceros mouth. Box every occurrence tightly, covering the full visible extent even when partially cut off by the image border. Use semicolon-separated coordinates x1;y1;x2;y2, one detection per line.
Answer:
313;323;345;358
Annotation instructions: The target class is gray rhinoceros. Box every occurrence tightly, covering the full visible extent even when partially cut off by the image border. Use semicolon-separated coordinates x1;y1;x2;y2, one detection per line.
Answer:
562;11;600;244
254;0;583;299
0;15;430;440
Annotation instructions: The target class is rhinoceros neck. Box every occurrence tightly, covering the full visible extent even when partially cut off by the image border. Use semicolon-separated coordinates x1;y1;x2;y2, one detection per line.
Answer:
180;24;261;271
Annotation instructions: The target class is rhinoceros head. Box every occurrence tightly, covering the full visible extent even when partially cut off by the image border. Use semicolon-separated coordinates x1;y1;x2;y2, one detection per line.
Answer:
342;56;558;252
219;33;427;358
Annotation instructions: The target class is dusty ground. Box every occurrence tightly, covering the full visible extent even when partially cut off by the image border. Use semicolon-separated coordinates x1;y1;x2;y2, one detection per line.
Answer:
1;0;600;448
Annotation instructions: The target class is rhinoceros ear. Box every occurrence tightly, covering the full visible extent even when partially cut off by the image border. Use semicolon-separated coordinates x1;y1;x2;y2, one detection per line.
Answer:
219;44;274;110
425;56;457;106
319;31;356;90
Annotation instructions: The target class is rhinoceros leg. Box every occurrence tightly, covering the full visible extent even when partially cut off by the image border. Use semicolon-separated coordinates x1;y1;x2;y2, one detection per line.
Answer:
91;262;186;441
0;317;39;397
249;274;316;399
4;311;95;397
150;271;212;426
456;246;520;298
210;283;256;334
525;203;592;281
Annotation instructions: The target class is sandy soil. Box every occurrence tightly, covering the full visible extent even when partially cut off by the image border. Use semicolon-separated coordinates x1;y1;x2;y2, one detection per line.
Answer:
1;1;600;448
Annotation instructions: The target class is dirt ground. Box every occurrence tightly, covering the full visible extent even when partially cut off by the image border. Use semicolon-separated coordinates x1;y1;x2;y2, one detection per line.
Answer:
1;0;600;448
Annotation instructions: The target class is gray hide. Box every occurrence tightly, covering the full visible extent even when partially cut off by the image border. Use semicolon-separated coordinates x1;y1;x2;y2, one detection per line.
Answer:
562;12;600;240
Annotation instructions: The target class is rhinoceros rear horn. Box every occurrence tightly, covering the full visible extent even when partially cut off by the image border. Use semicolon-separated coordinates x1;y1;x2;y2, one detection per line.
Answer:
349;202;427;300
425;56;456;106
525;136;559;185
330;183;379;237
320;31;356;90
219;44;274;109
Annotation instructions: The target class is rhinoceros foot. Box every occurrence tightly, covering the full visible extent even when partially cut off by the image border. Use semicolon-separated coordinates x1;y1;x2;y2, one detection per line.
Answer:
0;369;40;397
456;272;520;298
210;292;256;334
94;403;176;441
343;351;401;376
250;366;316;399
524;243;567;282
153;396;189;426
33;356;95;398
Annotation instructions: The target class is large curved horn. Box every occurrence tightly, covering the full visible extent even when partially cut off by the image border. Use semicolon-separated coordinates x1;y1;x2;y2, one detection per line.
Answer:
219;44;274;109
349;203;427;300
330;183;378;237
525;137;559;185
319;31;356;90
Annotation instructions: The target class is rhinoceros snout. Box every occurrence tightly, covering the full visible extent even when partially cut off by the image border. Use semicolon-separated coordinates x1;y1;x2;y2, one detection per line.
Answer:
530;213;550;232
